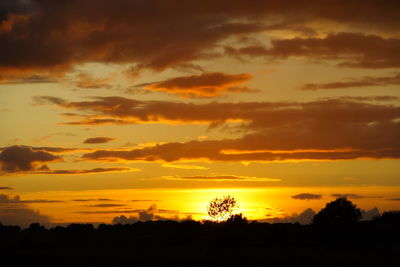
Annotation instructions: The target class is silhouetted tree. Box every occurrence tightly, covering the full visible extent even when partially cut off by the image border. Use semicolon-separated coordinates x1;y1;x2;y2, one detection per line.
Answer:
312;197;362;225
373;210;400;225
207;195;238;222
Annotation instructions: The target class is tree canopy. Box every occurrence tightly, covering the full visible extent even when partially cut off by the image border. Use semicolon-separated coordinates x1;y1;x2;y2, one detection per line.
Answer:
207;195;238;222
312;197;362;225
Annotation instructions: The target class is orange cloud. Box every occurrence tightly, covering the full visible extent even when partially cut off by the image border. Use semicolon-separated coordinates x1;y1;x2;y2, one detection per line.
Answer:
35;95;400;161
138;72;253;98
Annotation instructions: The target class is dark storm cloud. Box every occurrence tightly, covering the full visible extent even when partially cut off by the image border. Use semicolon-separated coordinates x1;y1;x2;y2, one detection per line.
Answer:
291;193;322;200
1;0;400;80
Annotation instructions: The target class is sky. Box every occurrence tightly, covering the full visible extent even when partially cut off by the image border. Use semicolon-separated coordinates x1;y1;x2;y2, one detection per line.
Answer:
0;0;399;226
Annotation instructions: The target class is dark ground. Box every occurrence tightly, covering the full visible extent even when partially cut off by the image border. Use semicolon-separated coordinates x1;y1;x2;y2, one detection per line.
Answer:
0;219;399;267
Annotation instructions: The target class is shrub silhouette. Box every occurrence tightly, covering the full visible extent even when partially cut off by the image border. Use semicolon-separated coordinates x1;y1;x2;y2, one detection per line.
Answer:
226;213;248;225
207;195;238;222
312;197;361;225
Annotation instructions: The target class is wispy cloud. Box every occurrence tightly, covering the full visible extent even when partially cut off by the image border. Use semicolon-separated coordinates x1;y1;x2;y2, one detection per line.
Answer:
164;175;281;182
161;163;209;170
302;73;400;90
331;194;383;199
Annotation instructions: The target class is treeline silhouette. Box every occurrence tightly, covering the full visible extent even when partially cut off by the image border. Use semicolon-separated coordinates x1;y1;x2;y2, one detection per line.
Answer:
0;210;399;266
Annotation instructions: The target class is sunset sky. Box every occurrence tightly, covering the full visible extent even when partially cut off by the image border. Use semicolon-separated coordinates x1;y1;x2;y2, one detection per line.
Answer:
0;0;399;226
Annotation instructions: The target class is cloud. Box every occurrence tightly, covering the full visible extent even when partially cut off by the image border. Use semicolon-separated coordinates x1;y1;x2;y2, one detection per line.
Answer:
302;73;400;90
0;194;51;227
331;194;383;199
35;95;400;162
33;167;139;175
0;0;264;80
267;208;317;225
0;186;12;190
83;137;116;144
137;72;253;98
111;204;183;223
34;132;76;144
131;199;161;202
161;163;208;170
74;204;179;222
1;1;399;80
388;198;400;201
85;204;125;208
0;145;139;175
0;74;56;84
227;33;400;69
70;95;400;162
0;145;61;173
22;146;81;153
164;175;281;182
0;145;81;154
112;215;138;224
0;194;62;203
75;98;400;162
72;198;116;202
291;193;322;200
75;210;141;215
73;73;113;89
361;207;380;221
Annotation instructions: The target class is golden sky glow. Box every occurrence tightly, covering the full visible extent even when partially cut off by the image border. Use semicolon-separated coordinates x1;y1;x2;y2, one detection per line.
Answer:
0;0;399;226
